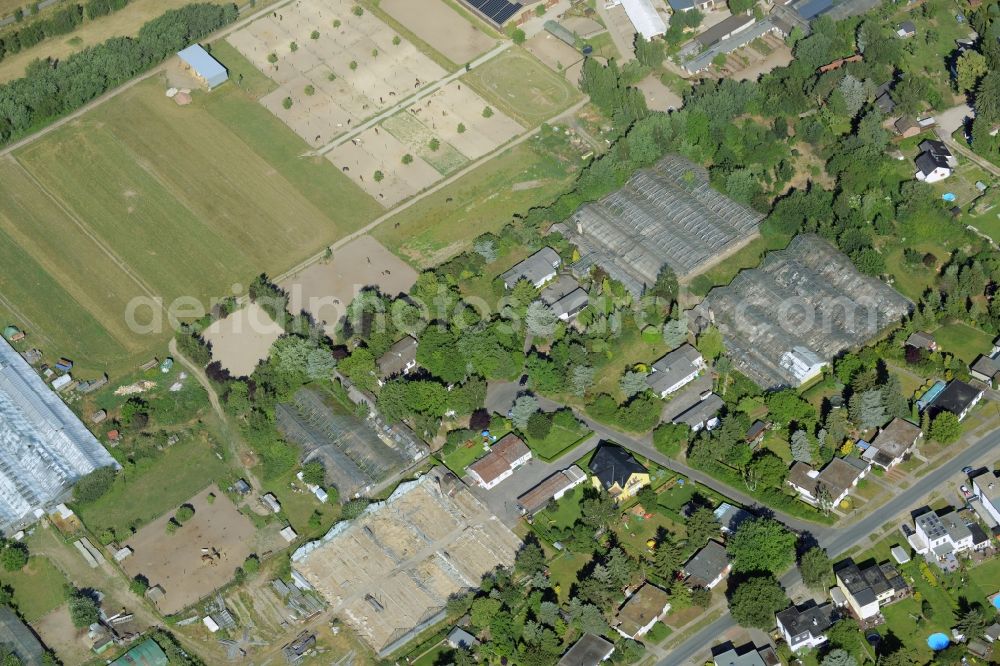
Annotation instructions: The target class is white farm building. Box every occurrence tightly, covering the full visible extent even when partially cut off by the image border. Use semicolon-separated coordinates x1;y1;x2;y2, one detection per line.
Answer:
0;338;117;528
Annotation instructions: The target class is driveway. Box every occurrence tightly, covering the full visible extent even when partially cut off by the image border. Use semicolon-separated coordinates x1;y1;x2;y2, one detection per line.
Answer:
936;102;974;135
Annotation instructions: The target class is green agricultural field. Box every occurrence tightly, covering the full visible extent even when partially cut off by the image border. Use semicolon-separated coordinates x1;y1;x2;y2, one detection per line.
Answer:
211;39;279;100
463;47;581;127
373;129;582;267
2;78;379;375
76;428;230;538
2;555;69;622
932;321;994;362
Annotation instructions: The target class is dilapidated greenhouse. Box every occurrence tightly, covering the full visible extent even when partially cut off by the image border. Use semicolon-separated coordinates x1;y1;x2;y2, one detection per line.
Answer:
690;235;912;389
0;339;117;528
561;155;764;295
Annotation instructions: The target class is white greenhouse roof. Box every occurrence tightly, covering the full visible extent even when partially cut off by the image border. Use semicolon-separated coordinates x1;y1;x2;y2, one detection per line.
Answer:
0;339;117;527
621;0;667;39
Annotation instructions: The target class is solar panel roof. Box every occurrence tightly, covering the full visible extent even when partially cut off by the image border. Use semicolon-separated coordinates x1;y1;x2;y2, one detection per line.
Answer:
462;0;524;25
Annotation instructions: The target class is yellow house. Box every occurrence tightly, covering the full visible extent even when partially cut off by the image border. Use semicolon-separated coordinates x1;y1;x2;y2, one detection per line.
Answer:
589;443;650;503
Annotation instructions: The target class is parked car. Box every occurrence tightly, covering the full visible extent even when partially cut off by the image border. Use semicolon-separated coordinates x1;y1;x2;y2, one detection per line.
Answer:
963;466;974;476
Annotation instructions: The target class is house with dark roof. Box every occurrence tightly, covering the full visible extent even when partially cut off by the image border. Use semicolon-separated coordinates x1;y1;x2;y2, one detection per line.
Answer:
557;633;615;666
896;20;916;37
540;276;589;323
864;418;922;470
776;601;836;652
614;583;670;639
646;344;705;398
906;331;937;351
970;354;1000;386
682;540;731;589
589;444;649;503
713;643;780;666
894;116;921;138
915;139;956;183
834;558;909;621
376;336;418;384
874;82;896;115
467;434;532;489
928;379;983;420
501;247;561;289
672;393;724;432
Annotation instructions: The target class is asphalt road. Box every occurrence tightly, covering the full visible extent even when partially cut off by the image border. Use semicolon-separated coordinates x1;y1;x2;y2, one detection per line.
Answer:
656;425;1000;665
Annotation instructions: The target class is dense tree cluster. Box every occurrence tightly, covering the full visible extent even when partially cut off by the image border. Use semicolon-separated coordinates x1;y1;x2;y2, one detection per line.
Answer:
0;3;239;146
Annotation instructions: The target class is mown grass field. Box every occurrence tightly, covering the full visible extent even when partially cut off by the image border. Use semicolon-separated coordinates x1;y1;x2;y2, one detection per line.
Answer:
75;428;231;537
373;129;583;267
0;77;379;375
932;321;994;363
2;555;69;622
463;47;581;128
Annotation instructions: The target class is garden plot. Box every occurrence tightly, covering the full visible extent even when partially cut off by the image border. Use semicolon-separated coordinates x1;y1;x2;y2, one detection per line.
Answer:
227;0;447;147
327;81;522;205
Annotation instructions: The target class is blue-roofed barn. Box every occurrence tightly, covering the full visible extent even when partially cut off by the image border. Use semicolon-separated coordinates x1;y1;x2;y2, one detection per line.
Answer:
177;44;228;90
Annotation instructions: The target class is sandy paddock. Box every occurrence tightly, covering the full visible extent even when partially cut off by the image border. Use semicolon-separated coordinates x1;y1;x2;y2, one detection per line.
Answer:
280;235;417;335
410;81;523;158
381;0;495;64
328;81;521;204
202;303;285;377
525;32;583;74
121;486;259;615
327;127;441;206
228;0;446;146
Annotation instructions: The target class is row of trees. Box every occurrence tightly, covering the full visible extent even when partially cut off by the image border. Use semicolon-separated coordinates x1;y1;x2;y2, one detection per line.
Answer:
0;3;239;146
0;4;83;59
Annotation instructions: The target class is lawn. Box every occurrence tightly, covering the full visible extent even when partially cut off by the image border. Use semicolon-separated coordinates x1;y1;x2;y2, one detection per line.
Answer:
590;325;669;399
260;468;340;537
75;428;231;538
616;510;681;560
534;485;586;531
932;321;994;363
883;240;953;302
373;130;582;267
439;439;489;477
524;422;592;461
547;550;589;602
1;555;69;622
3;77;378;376
686;228;790;298
463;47;582;128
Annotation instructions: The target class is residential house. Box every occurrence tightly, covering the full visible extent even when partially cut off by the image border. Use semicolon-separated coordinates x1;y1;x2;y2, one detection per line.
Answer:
912;509;975;568
776;601;836;652
985;622;1000;643
896;20;916;37
905;331;937;351
682;540;731;589
447;627;479;650
672;393;724;432
786;457;869;507
589;444;650;503
614;583;671;639
714;502;753;534
516;465;587;516
501;247;561;289
558;633;615;666
376;336;418;385
540;276;589;323
970;470;1000;525
745;420;767;448
646;344;706;398
692;13;754;50
833;558;909;621
864;418;923;470
467;434;532;490
713;643;780;666
261;493;281;513
928;379;983;420
894;116;921;138
915;140;956;183
874;81;896;114
970;354;1000;386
